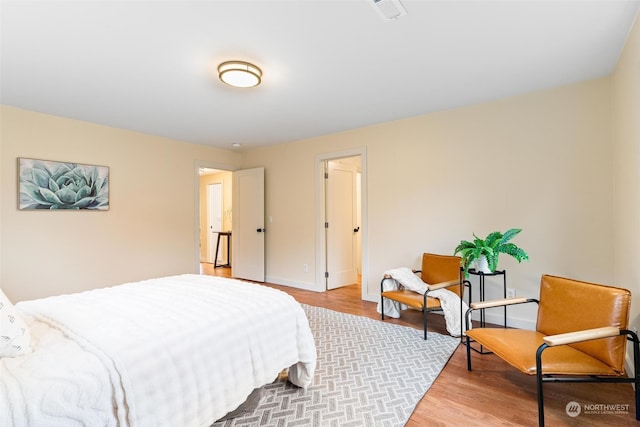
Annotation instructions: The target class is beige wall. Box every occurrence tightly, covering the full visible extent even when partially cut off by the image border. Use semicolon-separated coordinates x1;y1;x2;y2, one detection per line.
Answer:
2;33;634;330
199;171;233;261
1;106;241;301
242;77;614;328
0;108;3;290
613;16;640;334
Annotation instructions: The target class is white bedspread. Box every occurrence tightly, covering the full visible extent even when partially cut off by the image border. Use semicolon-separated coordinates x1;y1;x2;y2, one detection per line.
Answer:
1;274;317;426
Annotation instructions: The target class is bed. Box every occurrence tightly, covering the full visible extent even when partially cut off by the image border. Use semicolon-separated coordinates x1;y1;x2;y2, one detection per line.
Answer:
0;274;317;426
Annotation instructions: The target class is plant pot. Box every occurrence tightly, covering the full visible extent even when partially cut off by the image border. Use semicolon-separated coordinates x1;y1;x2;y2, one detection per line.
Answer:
475;255;492;274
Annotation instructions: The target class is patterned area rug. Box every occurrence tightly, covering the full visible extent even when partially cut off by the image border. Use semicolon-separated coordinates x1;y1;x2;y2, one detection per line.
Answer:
213;304;459;427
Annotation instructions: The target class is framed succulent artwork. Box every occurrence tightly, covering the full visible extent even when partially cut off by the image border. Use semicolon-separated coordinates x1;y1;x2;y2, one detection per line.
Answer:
18;158;109;210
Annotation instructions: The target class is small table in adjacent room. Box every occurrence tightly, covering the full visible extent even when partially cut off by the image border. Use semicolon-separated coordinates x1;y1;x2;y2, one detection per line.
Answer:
214;231;231;268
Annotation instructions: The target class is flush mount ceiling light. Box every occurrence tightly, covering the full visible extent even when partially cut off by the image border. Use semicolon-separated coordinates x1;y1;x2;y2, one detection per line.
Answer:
218;61;262;88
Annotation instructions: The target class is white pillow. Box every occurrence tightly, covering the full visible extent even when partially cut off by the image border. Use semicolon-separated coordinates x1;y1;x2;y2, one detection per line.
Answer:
0;288;32;357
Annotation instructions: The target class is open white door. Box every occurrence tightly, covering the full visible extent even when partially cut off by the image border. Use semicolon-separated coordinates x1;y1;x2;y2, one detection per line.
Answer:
326;161;358;290
232;167;265;282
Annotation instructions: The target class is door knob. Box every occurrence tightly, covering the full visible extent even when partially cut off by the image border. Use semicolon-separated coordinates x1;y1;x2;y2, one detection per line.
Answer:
256;228;266;233
353;227;360;233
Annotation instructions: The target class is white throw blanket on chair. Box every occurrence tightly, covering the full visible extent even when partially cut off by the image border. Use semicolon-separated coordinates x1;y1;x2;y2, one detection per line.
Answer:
377;267;470;337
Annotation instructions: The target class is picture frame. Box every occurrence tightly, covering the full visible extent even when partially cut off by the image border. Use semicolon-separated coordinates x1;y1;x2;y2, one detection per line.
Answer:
18;158;109;210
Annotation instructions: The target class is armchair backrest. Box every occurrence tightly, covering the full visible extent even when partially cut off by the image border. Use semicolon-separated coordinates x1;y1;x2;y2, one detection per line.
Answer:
536;274;631;374
421;253;463;297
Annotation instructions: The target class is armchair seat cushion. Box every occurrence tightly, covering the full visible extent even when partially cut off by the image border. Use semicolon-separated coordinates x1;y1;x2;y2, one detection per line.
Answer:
381;290;442;309
466;328;622;376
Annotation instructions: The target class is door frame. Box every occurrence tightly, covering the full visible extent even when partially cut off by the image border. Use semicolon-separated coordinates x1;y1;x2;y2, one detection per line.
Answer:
315;147;369;301
325;159;359;290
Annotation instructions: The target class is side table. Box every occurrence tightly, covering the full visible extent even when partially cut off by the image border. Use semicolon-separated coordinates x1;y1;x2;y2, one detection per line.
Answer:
467;268;507;328
466;268;507;355
214;231;232;268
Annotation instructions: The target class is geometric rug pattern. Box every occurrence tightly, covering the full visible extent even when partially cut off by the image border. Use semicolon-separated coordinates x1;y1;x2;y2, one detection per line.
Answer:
212;304;460;427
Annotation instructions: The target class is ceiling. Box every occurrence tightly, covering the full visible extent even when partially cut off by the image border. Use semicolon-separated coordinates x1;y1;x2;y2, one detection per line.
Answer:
2;0;639;150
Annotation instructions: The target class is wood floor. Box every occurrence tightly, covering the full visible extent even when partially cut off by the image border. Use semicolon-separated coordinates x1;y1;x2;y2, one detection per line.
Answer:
201;264;637;426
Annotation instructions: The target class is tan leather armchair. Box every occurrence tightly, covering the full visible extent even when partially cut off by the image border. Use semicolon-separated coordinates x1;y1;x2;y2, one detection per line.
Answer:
380;253;468;340
465;274;640;426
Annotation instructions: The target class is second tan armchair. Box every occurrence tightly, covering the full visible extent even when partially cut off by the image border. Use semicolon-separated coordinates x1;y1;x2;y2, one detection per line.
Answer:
380;253;468;340
465;274;640;426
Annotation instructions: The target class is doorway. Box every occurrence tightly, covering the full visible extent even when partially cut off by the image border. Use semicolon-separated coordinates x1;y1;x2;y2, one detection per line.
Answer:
196;164;266;283
316;148;368;301
325;158;361;290
198;167;233;268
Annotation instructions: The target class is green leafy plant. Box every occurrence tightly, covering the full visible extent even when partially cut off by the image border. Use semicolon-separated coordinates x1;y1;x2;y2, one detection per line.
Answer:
454;228;529;276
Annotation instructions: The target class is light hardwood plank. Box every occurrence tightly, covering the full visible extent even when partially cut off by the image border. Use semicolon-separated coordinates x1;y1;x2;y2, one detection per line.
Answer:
201;264;636;426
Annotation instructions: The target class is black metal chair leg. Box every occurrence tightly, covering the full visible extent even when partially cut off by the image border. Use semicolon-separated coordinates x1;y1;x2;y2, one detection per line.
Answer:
466;335;472;371
536;374;545;426
465;308;473;371
423;308;427;340
536;344;548;427
636;378;639;422
631;331;640;421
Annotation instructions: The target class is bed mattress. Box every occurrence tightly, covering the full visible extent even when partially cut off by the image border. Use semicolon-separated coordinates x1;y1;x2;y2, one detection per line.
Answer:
0;274;317;426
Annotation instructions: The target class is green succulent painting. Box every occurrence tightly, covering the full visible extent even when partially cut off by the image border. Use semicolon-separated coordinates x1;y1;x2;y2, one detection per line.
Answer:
19;158;109;210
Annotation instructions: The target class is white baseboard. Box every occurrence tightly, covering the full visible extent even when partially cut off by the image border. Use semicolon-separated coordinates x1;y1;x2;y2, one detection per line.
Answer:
265;276;321;292
626;354;635;382
262;285;537;330
368;292;536;330
363;293;378;303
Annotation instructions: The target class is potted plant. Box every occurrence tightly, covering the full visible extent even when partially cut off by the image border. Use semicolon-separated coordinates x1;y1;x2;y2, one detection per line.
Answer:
454;228;529;276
